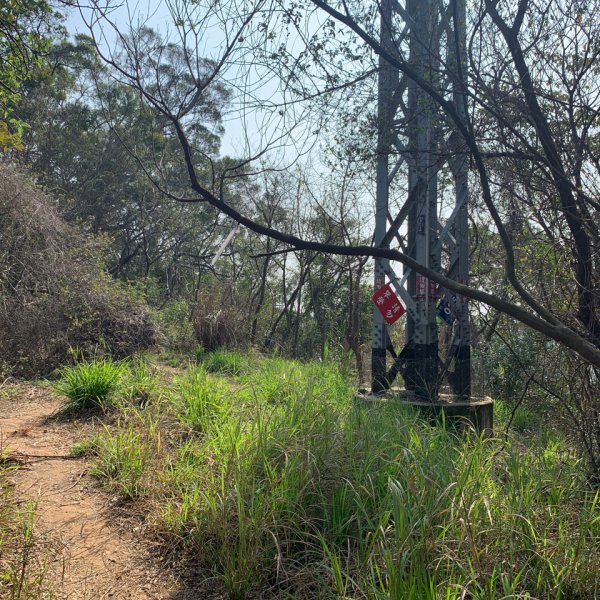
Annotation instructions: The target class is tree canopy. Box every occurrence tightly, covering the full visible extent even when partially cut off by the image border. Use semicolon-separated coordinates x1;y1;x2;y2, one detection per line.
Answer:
0;0;59;150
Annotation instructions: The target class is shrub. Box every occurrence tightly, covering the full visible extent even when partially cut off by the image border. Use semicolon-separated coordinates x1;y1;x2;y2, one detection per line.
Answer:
0;165;157;377
151;299;196;354
191;282;247;352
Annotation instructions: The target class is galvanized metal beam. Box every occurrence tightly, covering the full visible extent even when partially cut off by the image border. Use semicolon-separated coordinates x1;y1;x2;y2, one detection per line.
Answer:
371;0;471;401
372;0;398;394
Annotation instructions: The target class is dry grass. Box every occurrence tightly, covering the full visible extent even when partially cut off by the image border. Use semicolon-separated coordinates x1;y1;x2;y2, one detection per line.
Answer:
0;449;50;599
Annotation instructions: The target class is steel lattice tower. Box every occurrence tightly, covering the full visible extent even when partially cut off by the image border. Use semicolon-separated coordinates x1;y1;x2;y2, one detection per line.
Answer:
372;0;471;401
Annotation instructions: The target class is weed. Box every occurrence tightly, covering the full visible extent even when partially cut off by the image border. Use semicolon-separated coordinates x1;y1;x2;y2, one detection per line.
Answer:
69;437;98;458
0;384;19;402
0;463;49;598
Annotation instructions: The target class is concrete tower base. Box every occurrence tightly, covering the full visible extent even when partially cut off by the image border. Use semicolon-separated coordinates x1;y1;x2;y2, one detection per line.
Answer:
356;389;493;435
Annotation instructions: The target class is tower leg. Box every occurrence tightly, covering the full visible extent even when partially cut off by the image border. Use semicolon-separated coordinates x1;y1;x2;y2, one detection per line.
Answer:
371;347;388;394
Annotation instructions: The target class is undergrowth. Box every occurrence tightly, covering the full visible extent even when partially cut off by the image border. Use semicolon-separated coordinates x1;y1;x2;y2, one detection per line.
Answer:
82;352;600;599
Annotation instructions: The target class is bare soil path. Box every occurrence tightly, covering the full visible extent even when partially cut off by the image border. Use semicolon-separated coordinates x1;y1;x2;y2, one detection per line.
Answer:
0;383;182;599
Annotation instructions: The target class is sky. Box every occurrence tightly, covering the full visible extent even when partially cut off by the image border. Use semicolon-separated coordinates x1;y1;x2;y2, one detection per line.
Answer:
62;0;324;164
61;0;380;248
63;1;242;156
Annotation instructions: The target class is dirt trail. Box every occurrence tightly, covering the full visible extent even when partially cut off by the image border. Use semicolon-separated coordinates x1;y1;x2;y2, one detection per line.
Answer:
0;384;181;599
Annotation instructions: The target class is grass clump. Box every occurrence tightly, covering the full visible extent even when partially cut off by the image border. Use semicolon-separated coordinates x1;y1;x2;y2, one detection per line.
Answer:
91;413;161;500
69;437;98;458
54;357;127;412
197;348;256;377
118;357;159;407
172;366;230;432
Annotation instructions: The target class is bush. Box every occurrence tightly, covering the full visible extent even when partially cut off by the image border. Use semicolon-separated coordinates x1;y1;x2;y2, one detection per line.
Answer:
0;166;157;376
151;299;196;354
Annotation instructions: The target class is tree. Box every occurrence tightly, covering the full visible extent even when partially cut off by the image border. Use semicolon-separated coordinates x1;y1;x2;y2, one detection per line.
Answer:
0;0;59;150
15;31;233;302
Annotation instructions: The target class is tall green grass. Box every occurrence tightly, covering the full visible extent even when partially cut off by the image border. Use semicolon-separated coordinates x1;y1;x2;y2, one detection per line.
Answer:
54;356;161;413
173;365;230;431
118;357;159;407
88;358;600;599
197;348;256;377
91;414;161;499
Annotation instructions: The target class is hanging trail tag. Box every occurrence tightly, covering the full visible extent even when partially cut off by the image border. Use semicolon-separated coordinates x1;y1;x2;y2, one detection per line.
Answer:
437;296;456;325
373;283;405;325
